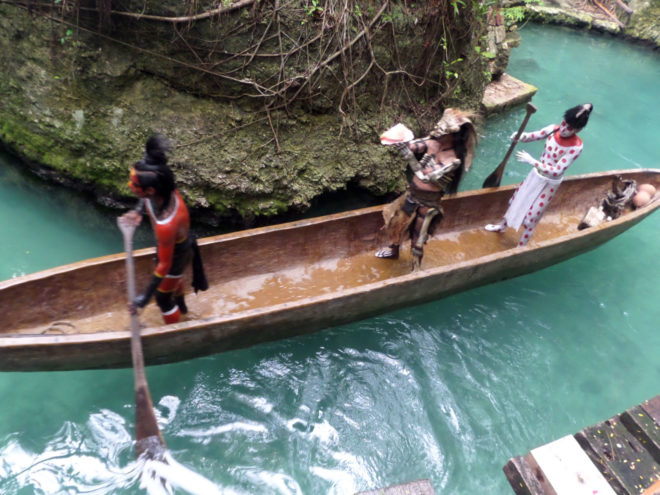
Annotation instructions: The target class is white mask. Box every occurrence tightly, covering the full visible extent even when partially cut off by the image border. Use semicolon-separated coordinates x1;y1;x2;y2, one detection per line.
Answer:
558;120;576;138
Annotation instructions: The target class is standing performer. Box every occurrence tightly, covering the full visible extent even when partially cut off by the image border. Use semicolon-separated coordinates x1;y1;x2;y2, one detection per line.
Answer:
485;103;593;246
121;135;207;324
376;108;478;270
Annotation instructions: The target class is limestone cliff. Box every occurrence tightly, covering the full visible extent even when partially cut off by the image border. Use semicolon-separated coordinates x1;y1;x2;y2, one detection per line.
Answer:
0;1;495;225
514;0;660;46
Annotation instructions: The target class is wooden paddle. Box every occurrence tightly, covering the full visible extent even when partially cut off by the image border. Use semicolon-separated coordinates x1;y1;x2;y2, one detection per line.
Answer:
482;102;537;188
117;215;166;459
119;218;223;495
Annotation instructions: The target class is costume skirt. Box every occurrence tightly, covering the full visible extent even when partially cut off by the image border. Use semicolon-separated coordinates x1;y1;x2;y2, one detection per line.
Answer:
505;168;562;230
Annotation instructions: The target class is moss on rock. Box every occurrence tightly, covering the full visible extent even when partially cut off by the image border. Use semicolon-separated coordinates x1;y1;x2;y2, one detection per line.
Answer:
1;2;491;225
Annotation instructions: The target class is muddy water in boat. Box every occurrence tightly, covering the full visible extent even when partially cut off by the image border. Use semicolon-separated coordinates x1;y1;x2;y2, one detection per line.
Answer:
8;207;587;337
1;24;659;495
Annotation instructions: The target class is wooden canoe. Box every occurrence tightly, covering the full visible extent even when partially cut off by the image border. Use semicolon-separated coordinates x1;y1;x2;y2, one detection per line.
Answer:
2;168;659;372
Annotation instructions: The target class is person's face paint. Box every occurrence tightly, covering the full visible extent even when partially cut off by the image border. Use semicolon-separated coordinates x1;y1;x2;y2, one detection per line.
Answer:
128;167;146;197
558;120;576;138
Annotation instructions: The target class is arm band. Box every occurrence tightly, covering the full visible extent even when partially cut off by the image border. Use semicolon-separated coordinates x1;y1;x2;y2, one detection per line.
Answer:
426;159;461;182
398;146;422;172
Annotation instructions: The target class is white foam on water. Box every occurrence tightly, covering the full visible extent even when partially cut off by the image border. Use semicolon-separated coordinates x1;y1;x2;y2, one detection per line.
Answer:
139;451;231;495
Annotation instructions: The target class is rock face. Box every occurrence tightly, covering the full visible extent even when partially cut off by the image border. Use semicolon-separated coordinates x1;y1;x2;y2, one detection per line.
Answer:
481;7;538;114
522;0;660;47
482;74;538;115
626;0;660;46
0;2;495;225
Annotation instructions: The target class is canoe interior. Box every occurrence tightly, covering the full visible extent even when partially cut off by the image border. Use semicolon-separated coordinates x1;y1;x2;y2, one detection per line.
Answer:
2;169;659;339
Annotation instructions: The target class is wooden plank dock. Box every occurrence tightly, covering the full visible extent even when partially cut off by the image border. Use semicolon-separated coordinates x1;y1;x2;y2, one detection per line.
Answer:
504;395;660;495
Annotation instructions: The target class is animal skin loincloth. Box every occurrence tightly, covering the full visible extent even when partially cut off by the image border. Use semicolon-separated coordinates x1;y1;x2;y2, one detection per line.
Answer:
381;184;445;245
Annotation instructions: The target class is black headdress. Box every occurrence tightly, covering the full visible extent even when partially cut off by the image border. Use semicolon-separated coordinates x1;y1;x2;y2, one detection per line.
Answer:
133;134;175;201
564;103;593;131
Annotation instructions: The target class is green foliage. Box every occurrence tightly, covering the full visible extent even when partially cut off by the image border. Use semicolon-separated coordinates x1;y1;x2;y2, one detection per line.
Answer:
60;28;73;45
502;6;527;23
473;0;496;18
380;4;405;24
443;57;464;80
474;45;496;59
502;0;545;25
303;0;323;17
450;0;467;16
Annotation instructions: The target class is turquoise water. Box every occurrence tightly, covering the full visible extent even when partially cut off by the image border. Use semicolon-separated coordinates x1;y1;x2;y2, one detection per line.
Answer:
1;24;659;494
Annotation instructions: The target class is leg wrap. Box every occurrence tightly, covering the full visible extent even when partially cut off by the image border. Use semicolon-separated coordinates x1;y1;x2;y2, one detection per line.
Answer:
175;295;188;315
155;290;175;313
157;290;181;324
162;305;181;324
414;208;439;252
410;208;439;272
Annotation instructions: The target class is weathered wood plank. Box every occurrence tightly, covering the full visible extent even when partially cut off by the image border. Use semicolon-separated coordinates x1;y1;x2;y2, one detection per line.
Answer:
355;479;435;495
642;479;660;495
530;435;617;495
620;405;660;464
642;397;660;425
575;417;660;494
640;481;660;495
502;455;548;495
504;396;660;495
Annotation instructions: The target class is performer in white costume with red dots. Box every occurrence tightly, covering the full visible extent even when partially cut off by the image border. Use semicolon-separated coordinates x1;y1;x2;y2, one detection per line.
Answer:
485;103;593;246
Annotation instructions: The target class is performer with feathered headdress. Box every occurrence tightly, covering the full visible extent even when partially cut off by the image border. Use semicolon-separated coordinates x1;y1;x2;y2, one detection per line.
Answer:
376;108;478;270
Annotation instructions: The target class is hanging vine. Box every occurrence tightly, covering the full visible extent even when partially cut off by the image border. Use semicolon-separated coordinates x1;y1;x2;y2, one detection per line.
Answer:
3;0;491;140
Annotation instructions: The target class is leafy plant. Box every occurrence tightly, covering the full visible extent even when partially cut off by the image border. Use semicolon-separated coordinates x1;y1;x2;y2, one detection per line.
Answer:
381;9;403;23
443;57;463;80
474;45;496;59
304;0;323;18
502;0;545;24
502;6;526;23
60;28;73;45
450;0;466;15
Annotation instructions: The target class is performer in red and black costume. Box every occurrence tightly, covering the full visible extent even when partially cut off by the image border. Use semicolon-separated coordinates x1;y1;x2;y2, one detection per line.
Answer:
122;135;208;324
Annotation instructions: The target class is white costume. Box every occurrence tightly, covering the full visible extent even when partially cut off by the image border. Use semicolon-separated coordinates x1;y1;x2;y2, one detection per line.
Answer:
487;118;586;246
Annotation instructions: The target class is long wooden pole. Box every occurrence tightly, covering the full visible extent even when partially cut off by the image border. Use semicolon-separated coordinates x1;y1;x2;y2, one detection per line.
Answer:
482;102;537;188
117;216;165;458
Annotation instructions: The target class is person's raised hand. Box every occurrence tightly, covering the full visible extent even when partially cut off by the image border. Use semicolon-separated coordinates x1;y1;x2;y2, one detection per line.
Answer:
120;210;142;227
515;150;535;165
